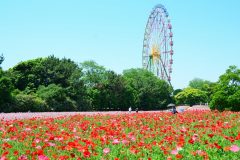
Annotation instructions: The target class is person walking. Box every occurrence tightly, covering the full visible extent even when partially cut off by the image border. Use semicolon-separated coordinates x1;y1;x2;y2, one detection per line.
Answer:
135;108;139;113
129;107;132;113
172;105;178;114
167;103;178;114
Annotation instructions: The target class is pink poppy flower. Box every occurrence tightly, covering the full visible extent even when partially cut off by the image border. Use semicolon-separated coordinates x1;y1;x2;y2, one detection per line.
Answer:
48;142;56;147
0;156;7;160
35;139;40;143
24;128;32;131
36;145;42;150
112;139;120;144
180;126;187;133
176;146;183;151
38;155;49;160
230;145;240;152
171;149;178;155
122;139;129;145
130;136;136;142
103;148;110;154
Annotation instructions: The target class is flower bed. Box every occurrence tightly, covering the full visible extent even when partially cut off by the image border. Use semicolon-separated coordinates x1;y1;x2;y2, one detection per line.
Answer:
0;111;239;159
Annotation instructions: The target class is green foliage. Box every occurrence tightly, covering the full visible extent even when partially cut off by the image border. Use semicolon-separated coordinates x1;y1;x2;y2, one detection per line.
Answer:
80;61;108;110
41;55;80;87
66;69;89;111
227;90;240;111
8;55;80;91
210;66;240;111
189;78;212;90
0;68;3;77
123;68;172;110
0;76;14;111
80;60;107;87
172;89;183;103
37;84;77;111
173;89;182;96
5;56;86;112
96;71;129;111
188;78;215;102
80;61;129;111
11;93;48;112
175;87;208;106
8;58;44;91
2;54;238;112
0;54;4;66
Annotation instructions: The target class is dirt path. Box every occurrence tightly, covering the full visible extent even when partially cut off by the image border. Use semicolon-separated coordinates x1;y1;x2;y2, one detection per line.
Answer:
0;105;210;121
0;111;125;121
177;105;210;111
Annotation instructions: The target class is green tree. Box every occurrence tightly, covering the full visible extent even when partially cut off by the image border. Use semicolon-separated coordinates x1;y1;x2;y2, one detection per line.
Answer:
40;55;80;88
7;58;44;91
0;54;4;79
11;93;48;112
172;89;182;104
97;71;129;111
80;61;130;111
0;54;4;66
0;69;3;78
37;84;77;111
80;61;108;110
8;55;81;91
173;89;182;96
7;55;88;111
210;66;240;111
66;69;89;111
189;78;212;90
80;60;107;87
123;68;172;110
0;77;14;112
175;87;208;106
189;78;215;102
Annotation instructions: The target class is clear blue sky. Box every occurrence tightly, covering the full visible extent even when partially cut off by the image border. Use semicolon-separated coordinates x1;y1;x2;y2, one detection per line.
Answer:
0;0;239;89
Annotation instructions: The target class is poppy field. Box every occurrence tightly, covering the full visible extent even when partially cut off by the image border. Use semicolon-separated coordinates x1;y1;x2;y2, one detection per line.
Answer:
0;111;240;160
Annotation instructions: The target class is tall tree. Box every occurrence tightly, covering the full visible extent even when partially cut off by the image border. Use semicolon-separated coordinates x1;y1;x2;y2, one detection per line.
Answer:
8;55;81;91
0;77;14;112
123;68;172;110
0;54;4;66
0;54;4;77
7;55;88;111
175;87;208;106
80;61;108;110
8;58;44;91
80;61;131;111
41;55;80;87
97;71;129;111
189;78;212;91
66;69;89;111
37;84;77;111
80;60;107;87
210;66;240;111
188;78;215;102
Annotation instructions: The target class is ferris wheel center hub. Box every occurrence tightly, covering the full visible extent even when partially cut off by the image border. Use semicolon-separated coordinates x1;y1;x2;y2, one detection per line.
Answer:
151;46;160;59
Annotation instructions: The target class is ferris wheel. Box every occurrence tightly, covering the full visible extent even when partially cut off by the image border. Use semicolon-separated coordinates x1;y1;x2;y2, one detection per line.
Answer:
142;4;174;84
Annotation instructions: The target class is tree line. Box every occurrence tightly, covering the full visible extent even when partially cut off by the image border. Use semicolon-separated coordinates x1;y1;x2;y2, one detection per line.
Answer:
0;54;239;112
0;55;173;112
174;66;240;111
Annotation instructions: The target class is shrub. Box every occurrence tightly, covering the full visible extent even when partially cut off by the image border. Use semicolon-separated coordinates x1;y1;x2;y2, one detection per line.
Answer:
3;93;49;112
210;66;240;111
37;84;77;111
175;87;208;106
